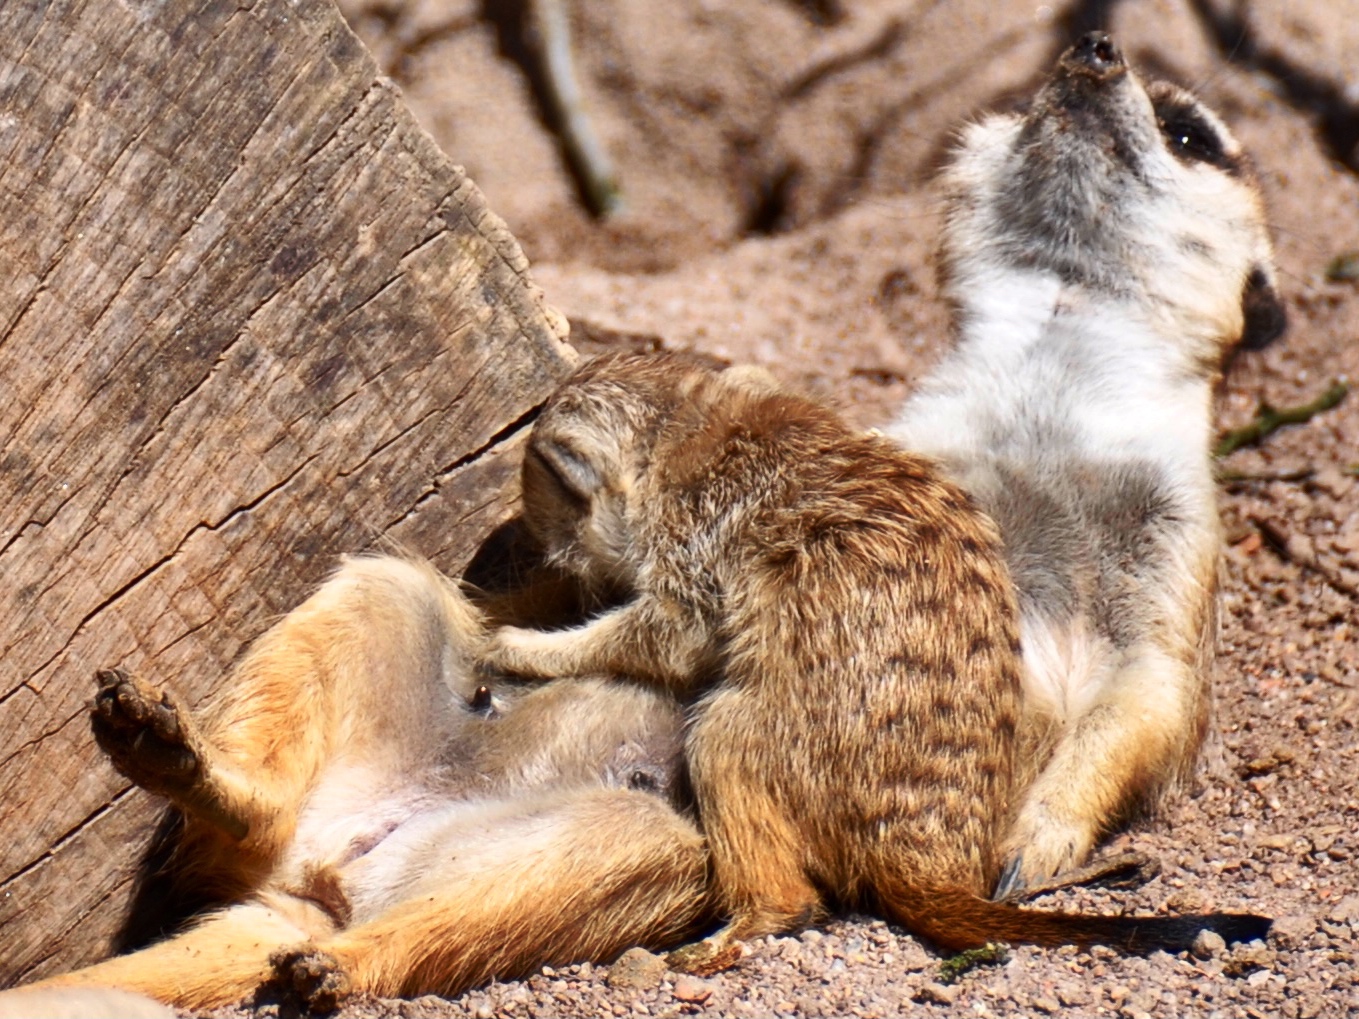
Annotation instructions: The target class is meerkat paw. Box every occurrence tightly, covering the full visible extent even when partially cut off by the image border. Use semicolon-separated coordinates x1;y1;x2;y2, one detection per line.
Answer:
665;933;744;976
993;806;1099;900
270;946;352;1015
90;668;204;800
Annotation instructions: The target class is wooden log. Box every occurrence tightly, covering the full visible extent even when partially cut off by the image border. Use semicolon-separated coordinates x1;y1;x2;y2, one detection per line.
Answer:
0;0;575;984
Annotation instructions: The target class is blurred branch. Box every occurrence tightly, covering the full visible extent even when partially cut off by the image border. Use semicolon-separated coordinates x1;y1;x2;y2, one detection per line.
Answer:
1213;379;1349;458
528;0;622;217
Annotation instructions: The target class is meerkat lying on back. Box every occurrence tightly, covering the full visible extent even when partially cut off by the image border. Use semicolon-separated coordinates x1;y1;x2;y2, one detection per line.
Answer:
25;556;707;1013
489;350;1270;965
887;33;1288;896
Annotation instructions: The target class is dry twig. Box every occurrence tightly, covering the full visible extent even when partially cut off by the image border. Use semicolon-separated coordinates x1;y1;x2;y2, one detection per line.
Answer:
529;0;622;217
1213;380;1349;458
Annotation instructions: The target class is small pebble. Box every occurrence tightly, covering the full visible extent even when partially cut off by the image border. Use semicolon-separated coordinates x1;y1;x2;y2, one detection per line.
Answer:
672;974;715;1003
913;982;959;1005
1192;929;1227;960
606;947;668;990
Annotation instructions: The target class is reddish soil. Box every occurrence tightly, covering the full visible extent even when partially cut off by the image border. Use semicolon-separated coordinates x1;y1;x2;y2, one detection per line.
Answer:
219;1;1359;1016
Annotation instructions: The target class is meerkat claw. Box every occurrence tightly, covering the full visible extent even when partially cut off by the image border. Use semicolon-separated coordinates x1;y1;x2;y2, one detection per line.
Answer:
993;855;1025;902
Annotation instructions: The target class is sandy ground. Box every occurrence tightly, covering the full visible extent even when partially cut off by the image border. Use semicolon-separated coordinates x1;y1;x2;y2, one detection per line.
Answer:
207;0;1358;1016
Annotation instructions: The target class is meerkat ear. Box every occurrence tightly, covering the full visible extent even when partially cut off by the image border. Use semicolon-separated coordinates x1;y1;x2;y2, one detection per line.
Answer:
527;436;604;503
1238;266;1287;350
720;363;782;395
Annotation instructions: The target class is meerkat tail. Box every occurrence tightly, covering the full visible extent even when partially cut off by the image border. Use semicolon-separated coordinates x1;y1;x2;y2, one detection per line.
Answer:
878;881;1271;953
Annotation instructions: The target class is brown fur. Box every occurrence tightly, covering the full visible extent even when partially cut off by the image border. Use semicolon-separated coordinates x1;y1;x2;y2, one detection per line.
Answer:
26;556;708;1012
487;351;1270;963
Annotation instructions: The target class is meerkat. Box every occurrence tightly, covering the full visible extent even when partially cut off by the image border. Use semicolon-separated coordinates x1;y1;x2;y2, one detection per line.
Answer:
885;32;1288;897
487;349;1270;967
23;555;708;1013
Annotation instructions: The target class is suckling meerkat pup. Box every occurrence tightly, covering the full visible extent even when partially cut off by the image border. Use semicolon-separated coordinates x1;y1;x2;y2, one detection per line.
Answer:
487;349;1270;966
24;555;708;1013
886;32;1288;897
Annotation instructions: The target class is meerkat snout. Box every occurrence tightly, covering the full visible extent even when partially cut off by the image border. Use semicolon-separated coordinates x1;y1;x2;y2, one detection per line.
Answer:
1065;31;1124;77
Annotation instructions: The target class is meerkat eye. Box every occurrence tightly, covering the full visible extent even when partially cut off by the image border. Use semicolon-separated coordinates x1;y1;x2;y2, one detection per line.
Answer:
526;437;602;503
1156;105;1230;170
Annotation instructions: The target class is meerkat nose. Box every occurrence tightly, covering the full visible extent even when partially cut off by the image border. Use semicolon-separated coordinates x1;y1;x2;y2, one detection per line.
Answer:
1070;31;1124;73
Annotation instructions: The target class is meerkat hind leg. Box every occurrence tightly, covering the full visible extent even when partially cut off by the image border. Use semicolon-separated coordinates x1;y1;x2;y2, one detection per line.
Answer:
669;703;825;974
27;897;332;1011
179;555;486;862
274;788;709;1007
998;648;1196;895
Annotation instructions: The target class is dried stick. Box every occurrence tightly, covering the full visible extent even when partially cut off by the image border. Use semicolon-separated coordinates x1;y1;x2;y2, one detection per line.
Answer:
528;0;622;217
1213;380;1349;458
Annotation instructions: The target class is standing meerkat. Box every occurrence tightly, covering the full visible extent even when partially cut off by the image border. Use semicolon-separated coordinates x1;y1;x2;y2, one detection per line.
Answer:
488;349;1270;965
886;33;1288;896
23;555;708;1013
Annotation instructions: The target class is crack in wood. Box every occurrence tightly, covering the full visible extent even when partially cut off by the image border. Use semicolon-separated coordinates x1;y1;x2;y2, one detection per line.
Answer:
17;453;322;693
0;788;135;894
0;679;40;712
388;403;541;532
0;705;87;773
340;268;411;325
151;614;220;661
335;395;449;482
0;518;49;563
394;223;451;270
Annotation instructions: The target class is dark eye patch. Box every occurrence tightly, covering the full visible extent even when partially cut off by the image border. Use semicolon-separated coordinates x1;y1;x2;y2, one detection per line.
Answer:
526;438;599;505
1156;102;1239;174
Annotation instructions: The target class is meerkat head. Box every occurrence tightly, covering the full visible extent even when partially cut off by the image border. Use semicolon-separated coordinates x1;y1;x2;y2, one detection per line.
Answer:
943;31;1286;367
520;351;737;593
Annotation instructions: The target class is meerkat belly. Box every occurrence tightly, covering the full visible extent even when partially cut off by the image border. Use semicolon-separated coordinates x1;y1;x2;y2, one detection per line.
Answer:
279;765;586;926
335;792;570;925
278;762;457;910
281;704;689;927
1018;613;1115;724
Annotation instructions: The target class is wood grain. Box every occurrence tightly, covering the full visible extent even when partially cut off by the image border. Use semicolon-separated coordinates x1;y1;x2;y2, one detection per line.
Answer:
0;0;574;983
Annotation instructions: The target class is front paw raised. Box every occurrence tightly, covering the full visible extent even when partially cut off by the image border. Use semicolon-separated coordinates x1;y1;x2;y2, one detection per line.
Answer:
90;668;202;800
